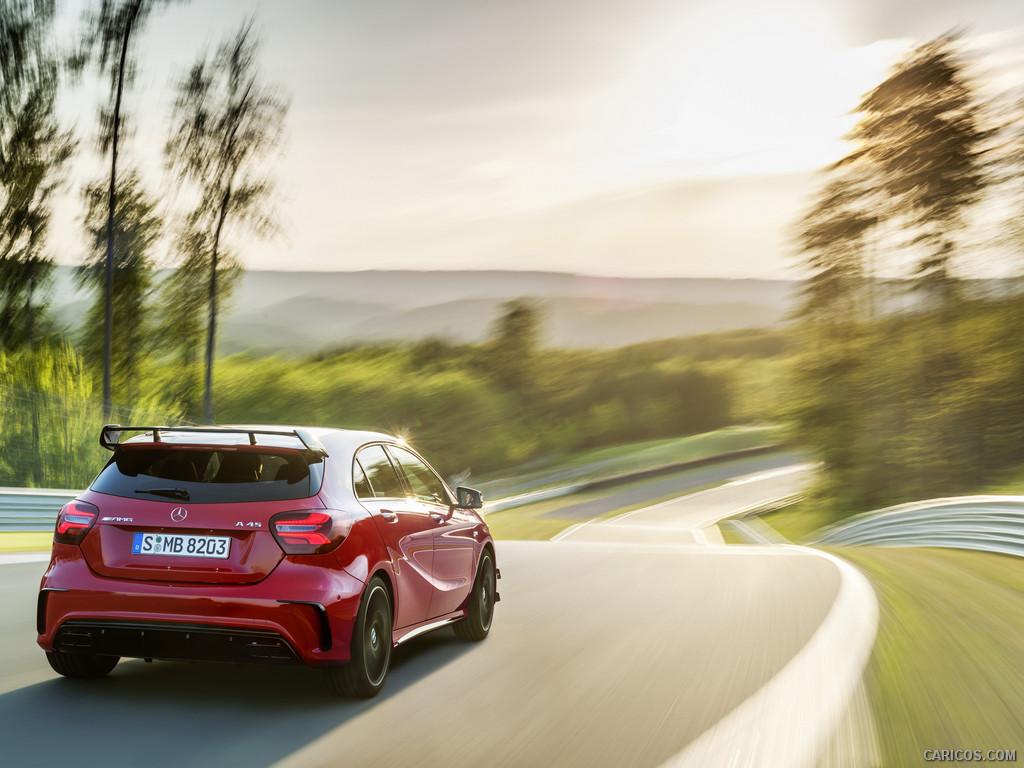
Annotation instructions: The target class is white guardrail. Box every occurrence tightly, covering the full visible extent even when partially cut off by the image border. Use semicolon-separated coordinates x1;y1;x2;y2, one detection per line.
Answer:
0;488;79;532
812;495;1024;559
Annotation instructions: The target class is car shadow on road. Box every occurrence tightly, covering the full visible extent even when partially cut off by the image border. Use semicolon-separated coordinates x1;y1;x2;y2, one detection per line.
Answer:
0;628;472;768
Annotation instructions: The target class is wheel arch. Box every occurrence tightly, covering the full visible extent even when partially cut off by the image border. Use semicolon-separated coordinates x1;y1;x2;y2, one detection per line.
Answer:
479;541;496;575
368;567;396;624
460;542;496;612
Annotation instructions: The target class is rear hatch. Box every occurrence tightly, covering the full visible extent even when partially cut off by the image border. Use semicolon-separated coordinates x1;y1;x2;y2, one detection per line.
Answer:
78;444;325;584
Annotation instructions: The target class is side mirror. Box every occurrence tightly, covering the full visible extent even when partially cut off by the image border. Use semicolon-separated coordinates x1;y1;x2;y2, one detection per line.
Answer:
455;486;483;510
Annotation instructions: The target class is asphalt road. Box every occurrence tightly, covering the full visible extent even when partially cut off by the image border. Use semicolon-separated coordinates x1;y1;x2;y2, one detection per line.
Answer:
561;462;813;545
545;450;805;520
0;465;859;768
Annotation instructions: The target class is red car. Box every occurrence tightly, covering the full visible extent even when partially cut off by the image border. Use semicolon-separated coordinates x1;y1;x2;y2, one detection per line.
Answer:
36;425;498;697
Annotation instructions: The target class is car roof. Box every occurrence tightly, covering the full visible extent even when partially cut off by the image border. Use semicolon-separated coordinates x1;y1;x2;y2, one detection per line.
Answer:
314;428;410;457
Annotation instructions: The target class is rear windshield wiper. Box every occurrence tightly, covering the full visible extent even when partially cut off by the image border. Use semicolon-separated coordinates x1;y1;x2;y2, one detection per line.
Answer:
135;487;190;501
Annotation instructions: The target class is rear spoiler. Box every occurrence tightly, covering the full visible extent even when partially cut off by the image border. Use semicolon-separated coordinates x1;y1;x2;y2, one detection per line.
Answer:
99;425;329;458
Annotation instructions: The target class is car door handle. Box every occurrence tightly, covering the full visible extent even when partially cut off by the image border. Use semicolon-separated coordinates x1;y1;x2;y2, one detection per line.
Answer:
429;513;445;523
380;510;399;523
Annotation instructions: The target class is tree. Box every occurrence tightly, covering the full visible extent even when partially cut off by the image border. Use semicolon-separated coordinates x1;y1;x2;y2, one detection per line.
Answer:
78;170;161;402
794;171;878;330
843;32;989;303
0;0;74;350
0;0;54;117
487;298;542;393
165;20;287;423
156;227;241;421
789;32;998;515
76;0;184;416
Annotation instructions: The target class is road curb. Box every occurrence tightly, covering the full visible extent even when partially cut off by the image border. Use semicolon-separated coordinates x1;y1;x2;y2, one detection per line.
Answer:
663;548;880;768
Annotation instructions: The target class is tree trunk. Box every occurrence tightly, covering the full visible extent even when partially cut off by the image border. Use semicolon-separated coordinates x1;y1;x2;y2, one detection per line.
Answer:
204;188;231;424
25;268;34;348
103;3;139;420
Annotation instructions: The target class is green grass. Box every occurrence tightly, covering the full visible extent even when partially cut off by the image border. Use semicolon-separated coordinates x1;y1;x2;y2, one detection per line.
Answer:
476;424;783;498
980;464;1024;495
839;547;1024;764
718;524;748;545
0;532;52;552
755;501;833;543
484;493;608;540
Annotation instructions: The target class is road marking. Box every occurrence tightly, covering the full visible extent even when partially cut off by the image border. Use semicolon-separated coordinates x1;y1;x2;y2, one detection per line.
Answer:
550;519;594;542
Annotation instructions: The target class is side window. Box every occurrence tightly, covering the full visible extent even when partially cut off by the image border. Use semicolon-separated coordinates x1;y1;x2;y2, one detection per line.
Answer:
356;445;406;498
388;446;448;506
353;459;373;499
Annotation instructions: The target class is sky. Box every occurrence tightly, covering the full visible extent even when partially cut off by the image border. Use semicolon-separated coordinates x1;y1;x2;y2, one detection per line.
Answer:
47;0;1024;278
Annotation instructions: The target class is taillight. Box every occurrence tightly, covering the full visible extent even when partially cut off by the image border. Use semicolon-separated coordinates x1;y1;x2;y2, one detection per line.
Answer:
54;501;99;545
270;510;349;555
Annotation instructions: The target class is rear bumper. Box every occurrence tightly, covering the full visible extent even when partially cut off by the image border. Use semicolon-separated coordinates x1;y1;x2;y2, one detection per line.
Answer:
37;544;365;666
53;620;301;664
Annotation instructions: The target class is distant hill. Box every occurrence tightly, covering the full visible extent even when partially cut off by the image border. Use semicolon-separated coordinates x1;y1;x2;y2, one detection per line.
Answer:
48;267;798;353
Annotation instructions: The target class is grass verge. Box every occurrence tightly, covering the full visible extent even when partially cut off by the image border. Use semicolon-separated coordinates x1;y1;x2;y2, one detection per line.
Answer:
718;524;749;545
755;500;833;543
981;464;1024;495
0;531;52;553
839;547;1024;764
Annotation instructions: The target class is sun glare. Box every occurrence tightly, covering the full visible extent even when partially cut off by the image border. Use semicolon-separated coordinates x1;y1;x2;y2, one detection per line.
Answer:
605;6;906;183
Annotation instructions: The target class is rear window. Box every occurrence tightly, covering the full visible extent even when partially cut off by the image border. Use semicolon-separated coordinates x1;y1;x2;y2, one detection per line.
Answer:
91;448;323;503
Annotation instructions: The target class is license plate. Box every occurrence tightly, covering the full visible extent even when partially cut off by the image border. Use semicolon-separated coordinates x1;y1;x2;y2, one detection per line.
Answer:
131;533;230;559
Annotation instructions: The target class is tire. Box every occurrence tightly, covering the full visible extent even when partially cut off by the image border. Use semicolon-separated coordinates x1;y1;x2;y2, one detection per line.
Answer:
45;650;119;679
454;549;496;641
325;576;393;698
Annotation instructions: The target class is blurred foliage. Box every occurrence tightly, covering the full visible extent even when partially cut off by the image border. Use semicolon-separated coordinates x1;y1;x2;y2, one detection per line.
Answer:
0;0;73;351
844;32;990;301
155;236;229;421
0;310;777;487
165;19;286;423
214;324;737;477
486;298;541;393
75;0;188;414
792;295;1024;515
0;343;181;487
77;170;161;402
622;328;790;363
790;32;1024;519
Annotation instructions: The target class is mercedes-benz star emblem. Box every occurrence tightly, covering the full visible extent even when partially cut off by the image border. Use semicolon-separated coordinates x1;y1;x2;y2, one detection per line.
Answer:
170;507;188;522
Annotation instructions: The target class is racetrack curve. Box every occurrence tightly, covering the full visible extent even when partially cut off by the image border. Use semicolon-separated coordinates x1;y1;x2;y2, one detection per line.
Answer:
0;466;874;768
